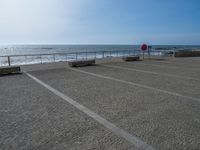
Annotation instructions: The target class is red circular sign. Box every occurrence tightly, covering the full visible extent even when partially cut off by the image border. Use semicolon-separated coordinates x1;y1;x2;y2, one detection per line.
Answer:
141;44;148;51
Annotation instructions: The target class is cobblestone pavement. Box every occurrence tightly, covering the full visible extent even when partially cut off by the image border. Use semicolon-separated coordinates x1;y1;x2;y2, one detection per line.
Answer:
1;57;200;150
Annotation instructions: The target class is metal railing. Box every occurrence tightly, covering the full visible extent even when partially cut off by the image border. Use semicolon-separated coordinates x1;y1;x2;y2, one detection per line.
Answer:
0;49;171;66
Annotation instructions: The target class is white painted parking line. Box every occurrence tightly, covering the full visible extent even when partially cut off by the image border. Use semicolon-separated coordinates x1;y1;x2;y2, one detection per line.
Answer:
155;60;199;66
26;72;155;150
102;64;199;81
133;62;200;71
69;68;200;103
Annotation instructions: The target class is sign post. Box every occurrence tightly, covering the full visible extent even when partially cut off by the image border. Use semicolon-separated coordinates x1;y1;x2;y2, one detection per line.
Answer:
141;44;148;60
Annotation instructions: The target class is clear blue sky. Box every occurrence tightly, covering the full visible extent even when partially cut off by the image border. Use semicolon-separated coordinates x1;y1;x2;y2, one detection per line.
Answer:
0;0;200;45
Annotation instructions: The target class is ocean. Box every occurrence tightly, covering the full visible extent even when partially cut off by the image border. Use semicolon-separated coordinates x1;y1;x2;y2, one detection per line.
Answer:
0;45;200;66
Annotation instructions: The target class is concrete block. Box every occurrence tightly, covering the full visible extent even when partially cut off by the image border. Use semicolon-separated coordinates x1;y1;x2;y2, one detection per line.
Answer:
68;59;95;67
174;51;200;57
122;56;140;61
0;66;21;75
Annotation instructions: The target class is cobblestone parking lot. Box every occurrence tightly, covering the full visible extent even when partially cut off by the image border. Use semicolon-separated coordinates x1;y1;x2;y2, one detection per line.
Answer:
1;57;200;150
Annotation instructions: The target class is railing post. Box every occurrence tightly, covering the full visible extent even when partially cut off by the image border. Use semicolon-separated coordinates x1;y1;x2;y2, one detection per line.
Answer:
53;54;56;62
25;56;27;64
148;48;150;59
40;55;42;64
8;56;11;66
86;52;87;60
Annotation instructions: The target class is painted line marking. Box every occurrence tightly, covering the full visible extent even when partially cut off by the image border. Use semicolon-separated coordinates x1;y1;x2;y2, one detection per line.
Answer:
152;60;200;66
144;61;200;70
25;72;155;150
102;64;199;81
133;62;200;71
103;64;198;80
68;68;200;103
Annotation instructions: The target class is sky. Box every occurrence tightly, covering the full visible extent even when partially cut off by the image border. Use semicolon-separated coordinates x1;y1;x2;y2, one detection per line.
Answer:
0;0;200;45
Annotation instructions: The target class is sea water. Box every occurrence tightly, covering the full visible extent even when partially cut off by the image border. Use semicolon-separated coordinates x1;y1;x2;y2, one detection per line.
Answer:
0;45;200;66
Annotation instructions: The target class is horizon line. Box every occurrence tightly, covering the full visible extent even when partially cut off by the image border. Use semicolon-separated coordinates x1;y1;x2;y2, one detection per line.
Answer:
1;43;200;46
